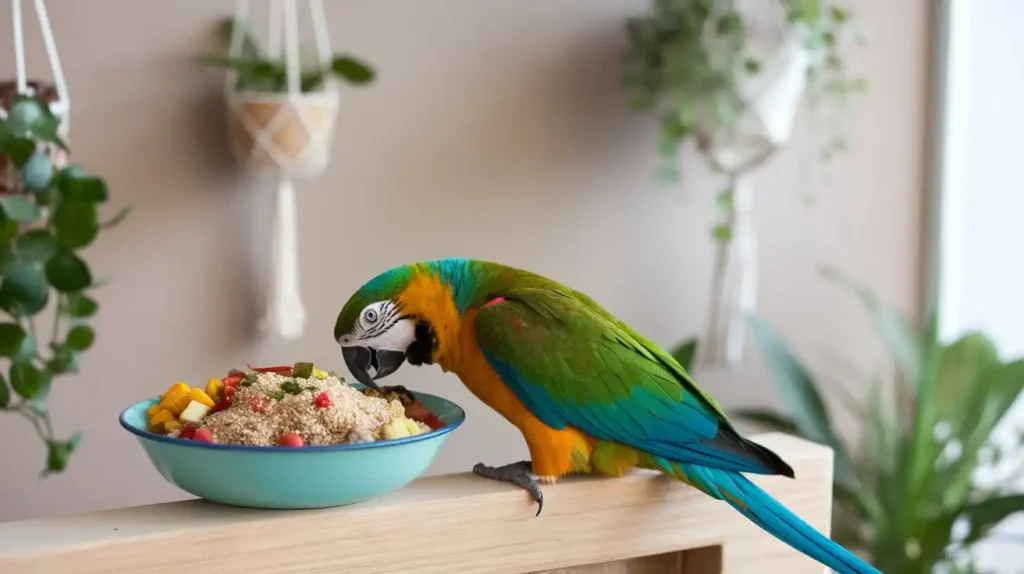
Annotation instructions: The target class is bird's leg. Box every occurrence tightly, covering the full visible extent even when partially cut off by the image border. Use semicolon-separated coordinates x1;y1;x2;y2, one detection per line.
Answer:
473;460;546;517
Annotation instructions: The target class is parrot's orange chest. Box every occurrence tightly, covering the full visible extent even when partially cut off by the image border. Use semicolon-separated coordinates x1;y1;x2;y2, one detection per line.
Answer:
438;308;595;480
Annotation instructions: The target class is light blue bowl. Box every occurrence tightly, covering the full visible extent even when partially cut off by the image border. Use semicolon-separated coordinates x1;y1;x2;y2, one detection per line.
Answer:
119;388;465;509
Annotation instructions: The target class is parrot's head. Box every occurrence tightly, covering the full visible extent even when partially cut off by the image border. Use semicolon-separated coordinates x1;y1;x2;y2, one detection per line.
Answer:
335;260;466;390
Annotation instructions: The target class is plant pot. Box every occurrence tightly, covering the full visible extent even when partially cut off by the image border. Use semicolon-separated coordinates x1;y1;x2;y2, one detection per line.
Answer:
0;79;69;194
226;89;340;178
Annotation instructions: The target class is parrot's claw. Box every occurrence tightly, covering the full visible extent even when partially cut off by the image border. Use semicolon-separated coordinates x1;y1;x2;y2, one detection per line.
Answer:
473;460;545;517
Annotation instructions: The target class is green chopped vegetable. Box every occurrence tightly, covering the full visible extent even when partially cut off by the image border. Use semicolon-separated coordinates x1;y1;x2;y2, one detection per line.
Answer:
242;373;258;386
292;362;314;379
279;380;304;395
266;390;285;401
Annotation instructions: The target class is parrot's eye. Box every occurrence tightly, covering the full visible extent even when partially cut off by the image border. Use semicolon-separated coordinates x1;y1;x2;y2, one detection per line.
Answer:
363;308;379;324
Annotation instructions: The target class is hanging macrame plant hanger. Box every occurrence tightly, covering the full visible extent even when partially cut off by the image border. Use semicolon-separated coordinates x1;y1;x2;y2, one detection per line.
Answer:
695;2;811;370
1;0;71;191
224;0;340;341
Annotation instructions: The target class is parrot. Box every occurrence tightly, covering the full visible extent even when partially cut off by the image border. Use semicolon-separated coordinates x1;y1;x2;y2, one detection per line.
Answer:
334;258;879;574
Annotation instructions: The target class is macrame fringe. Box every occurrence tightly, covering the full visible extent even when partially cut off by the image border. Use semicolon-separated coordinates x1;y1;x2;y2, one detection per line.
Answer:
262;178;306;340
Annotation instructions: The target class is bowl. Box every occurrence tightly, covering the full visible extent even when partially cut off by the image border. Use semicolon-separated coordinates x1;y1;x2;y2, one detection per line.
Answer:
119;388;465;509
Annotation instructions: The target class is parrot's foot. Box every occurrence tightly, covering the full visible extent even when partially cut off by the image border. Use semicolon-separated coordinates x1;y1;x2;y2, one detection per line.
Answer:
473;460;546;517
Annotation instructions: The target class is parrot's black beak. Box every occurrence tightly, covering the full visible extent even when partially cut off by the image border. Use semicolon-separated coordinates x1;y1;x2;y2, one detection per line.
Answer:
342;346;406;392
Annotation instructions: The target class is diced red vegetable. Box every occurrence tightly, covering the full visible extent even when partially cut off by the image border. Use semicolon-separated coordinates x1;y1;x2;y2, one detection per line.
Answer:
247;396;271;413
192;428;213;443
224;385;237;400
314;392;331;409
222;375;242;389
178;422;199;440
405;400;446;430
248;364;294;376
278;433;304;447
210;399;231;413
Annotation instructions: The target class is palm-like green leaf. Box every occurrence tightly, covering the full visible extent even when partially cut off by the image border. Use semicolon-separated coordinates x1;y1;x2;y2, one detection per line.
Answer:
730;408;801;435
741;269;1024;571
820;265;922;380
744;313;855;485
669;337;699;372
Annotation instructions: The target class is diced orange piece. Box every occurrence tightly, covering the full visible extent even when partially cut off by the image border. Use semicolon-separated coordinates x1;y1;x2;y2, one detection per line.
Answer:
161;382;190;400
149;409;176;433
146;403;163;418
187;387;215;408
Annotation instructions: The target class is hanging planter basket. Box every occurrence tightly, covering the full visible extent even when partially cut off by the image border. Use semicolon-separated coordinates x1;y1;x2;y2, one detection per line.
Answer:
226;88;340;178
206;0;374;340
621;0;866;372
0;79;69;194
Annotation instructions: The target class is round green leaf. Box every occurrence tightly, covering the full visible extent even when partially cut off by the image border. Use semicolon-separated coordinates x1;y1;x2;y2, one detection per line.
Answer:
0;243;15;275
6;98;46;135
59;176;108;203
0;373;9;407
0;262;50;315
58;164;88;180
7;137;37;167
20;152;54;190
45;439;71;473
10;359;45;399
53;201;99;248
0;215;18;244
65;293;98;317
16;229;58;262
45;248;92;292
1;194;41;222
65;325;95;351
0;322;27;357
46;344;78;374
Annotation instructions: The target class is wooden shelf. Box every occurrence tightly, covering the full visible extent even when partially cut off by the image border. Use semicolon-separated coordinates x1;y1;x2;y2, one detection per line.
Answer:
0;433;833;574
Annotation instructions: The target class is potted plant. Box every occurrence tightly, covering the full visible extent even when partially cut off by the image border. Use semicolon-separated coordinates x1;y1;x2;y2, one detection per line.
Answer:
621;0;867;369
0;93;129;474
715;269;1024;572
201;16;376;176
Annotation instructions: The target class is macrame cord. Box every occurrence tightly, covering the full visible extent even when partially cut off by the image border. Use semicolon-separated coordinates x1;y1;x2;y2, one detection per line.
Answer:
697;0;810;369
226;0;339;340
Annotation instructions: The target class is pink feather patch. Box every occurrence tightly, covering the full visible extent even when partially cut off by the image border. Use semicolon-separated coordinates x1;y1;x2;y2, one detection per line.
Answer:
483;296;506;307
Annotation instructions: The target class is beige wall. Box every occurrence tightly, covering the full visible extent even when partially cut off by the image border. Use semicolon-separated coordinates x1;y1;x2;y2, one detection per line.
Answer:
0;0;930;521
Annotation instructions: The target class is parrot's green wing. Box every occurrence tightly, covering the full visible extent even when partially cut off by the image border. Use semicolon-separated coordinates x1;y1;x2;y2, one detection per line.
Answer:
474;287;792;476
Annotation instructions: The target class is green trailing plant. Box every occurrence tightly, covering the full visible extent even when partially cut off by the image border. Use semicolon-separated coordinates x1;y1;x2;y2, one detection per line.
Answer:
0;95;130;475
201;17;375;93
621;0;866;242
727;268;1024;573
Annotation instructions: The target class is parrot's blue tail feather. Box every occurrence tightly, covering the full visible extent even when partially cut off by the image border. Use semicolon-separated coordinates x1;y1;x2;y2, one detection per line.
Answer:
663;460;880;574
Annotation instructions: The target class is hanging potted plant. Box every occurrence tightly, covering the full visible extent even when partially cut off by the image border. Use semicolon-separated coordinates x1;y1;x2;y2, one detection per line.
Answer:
200;2;377;342
202;16;375;176
0;0;130;475
620;0;867;369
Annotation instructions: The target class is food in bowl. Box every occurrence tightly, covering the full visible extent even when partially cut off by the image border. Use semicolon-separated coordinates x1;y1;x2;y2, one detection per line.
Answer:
145;362;446;447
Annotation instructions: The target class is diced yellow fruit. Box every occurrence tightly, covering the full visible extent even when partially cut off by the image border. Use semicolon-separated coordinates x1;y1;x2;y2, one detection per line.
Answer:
161;382;190;400
205;377;224;401
381;418;411;441
146;404;163;418
149;409;175;433
159;396;184;416
187;387;215;408
160;386;191;414
164;420;182;434
402;418;422;437
312;367;329;379
179;400;212;424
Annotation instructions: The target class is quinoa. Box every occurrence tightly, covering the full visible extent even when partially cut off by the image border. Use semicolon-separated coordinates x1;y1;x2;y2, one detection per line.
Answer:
173;371;428;446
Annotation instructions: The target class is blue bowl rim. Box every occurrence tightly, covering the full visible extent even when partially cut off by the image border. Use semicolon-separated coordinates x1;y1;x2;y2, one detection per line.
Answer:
119;388;466;453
